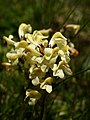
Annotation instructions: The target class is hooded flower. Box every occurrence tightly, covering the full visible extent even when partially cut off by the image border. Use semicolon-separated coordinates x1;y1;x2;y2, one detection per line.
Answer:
49;32;67;48
18;23;32;39
25;89;41;105
40;77;53;93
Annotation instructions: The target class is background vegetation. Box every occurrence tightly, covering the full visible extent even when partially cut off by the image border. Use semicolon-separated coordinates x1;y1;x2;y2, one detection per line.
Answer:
0;0;90;119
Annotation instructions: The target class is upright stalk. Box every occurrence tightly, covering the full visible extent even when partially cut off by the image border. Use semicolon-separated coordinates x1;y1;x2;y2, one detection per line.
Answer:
40;94;46;120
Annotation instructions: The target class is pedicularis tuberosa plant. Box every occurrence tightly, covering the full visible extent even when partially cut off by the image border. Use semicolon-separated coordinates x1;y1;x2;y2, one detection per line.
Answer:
2;23;80;119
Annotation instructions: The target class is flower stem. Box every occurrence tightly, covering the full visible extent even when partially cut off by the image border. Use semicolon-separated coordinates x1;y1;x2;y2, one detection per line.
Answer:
40;94;46;120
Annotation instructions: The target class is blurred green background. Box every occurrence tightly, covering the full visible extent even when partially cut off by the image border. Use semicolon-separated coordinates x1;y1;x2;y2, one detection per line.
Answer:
0;0;90;120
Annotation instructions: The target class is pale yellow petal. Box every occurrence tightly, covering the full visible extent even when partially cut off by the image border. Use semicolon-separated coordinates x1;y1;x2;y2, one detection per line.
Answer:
41;64;48;72
15;40;28;48
28;98;36;105
53;69;64;78
49;32;67;47
39;28;52;35
6;53;18;60
42;40;48;47
49;56;58;65
18;23;32;39
44;48;53;60
26;45;41;56
44;77;53;84
3;36;15;45
46;85;52;93
32;77;40;86
63;65;72;75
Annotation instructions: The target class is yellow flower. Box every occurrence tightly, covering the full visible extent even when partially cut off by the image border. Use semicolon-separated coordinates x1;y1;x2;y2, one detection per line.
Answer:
40;77;53;93
52;63;65;78
18;23;32;39
29;67;45;79
62;63;72;75
3;36;15;45
26;89;41;99
25;89;41;105
32;30;48;44
66;24;80;34
49;32;67;48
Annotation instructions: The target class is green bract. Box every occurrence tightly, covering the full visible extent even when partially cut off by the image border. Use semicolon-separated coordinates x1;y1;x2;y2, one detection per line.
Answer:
3;23;73;105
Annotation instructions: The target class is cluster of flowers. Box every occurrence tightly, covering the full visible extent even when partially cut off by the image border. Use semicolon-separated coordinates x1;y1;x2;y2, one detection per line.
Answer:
3;23;73;105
